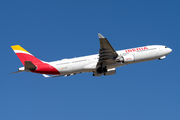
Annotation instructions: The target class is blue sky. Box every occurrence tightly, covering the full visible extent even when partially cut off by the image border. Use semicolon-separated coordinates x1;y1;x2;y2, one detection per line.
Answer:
1;0;180;120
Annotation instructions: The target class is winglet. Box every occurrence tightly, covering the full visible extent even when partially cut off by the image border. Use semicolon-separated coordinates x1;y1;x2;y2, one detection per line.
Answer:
98;33;105;38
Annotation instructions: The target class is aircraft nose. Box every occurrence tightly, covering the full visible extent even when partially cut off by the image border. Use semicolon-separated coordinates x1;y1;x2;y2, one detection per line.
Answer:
165;47;172;54
168;48;172;53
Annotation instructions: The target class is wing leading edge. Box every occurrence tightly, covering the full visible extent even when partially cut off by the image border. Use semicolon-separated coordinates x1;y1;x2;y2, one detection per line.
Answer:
97;33;118;67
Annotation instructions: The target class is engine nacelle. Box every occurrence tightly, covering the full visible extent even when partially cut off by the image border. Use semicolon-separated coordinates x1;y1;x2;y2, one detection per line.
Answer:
117;54;134;63
96;66;107;74
93;68;116;76
104;68;116;76
93;72;103;76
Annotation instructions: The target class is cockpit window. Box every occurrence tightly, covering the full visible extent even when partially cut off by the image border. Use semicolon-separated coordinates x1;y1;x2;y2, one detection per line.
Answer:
165;46;168;48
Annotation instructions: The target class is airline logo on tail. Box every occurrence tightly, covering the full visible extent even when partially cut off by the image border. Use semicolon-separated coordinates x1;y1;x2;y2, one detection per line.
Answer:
11;45;60;75
11;45;30;53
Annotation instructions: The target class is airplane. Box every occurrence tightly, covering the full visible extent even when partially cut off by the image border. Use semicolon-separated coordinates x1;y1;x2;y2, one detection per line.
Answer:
11;33;172;77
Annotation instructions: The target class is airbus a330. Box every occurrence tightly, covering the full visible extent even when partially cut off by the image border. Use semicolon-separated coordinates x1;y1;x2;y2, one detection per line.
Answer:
11;33;172;77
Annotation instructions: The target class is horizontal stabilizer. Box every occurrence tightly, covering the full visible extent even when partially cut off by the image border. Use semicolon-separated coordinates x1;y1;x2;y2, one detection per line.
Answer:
10;70;24;74
25;61;36;70
42;74;61;78
43;74;50;77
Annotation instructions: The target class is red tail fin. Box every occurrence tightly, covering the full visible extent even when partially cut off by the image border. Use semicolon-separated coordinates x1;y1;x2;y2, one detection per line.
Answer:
11;45;43;65
11;45;60;75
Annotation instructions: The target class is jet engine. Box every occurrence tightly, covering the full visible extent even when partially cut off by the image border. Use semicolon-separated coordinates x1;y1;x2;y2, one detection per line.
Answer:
93;68;116;76
93;72;103;76
96;66;107;74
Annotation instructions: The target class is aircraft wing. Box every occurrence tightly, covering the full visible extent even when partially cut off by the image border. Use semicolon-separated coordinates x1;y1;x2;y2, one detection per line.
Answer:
97;33;118;67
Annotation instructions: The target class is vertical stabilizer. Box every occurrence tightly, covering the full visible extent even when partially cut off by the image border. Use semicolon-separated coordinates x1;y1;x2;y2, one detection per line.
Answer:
11;45;43;65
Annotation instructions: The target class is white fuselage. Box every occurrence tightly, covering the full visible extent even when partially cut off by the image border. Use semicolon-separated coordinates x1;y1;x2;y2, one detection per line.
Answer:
48;45;172;76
